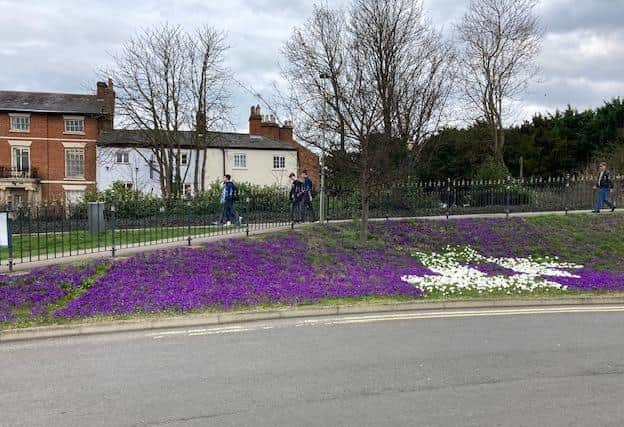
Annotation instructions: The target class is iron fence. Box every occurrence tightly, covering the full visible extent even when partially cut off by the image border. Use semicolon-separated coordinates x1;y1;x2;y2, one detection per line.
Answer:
324;175;624;220
1;175;620;271
0;190;295;271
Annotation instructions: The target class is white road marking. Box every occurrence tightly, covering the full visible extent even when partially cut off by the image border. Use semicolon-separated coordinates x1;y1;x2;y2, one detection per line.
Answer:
188;328;254;336
314;306;624;326
147;305;624;340
148;325;273;340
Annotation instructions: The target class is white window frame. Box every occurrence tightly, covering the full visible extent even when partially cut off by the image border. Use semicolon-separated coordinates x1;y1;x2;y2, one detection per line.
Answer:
115;150;130;164
122;182;133;190
273;155;286;170
183;183;192;195
11;146;31;174
65;148;85;179
180;153;189;166
63;116;85;134
232;153;247;169
9;113;30;133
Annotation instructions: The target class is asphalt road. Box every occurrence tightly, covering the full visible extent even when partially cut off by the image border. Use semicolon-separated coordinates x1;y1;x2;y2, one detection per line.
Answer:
2;308;624;427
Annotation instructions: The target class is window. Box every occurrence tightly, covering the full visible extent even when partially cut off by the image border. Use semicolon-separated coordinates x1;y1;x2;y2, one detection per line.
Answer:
273;155;286;170
65;149;84;178
184;184;192;196
233;153;247;169
64;117;85;133
122;182;133;190
12;147;30;174
115;151;130;164
148;156;157;180
9;114;30;132
181;153;188;166
64;190;84;206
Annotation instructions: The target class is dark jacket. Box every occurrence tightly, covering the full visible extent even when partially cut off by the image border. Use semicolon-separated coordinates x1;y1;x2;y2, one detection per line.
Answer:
303;177;314;198
597;170;614;189
289;179;305;203
224;181;236;202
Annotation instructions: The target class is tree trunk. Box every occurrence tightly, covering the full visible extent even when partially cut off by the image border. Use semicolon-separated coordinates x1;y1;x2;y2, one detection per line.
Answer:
193;147;200;193
359;150;369;243
200;148;207;192
360;178;369;243
497;125;506;163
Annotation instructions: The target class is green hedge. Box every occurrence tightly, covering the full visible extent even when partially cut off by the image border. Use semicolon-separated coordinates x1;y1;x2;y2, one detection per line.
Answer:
82;182;289;219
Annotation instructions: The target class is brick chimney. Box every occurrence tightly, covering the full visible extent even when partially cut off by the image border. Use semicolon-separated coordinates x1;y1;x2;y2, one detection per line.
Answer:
249;104;263;135
261;114;280;140
96;79;115;133
279;120;294;143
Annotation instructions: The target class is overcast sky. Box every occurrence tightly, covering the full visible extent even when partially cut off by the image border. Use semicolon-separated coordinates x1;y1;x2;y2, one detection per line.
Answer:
1;0;622;132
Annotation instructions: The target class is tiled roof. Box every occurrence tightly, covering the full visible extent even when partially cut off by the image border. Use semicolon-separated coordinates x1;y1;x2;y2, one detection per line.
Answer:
0;91;105;115
97;129;297;151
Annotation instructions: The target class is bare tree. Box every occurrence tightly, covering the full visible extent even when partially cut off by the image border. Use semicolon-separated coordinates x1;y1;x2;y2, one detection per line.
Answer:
187;26;231;192
109;24;231;198
282;0;454;241
456;0;542;164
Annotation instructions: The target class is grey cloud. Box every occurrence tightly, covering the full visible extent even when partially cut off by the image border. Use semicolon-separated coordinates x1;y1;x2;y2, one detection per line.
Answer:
538;0;624;33
0;0;622;131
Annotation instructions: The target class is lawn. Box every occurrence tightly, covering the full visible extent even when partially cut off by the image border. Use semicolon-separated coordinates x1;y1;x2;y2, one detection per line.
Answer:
2;213;624;328
0;224;243;261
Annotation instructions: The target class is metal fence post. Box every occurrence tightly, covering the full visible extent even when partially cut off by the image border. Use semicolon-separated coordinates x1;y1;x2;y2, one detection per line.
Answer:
7;214;14;272
505;175;511;219
111;204;117;258
564;174;570;214
187;202;192;247
446;178;452;220
246;197;250;237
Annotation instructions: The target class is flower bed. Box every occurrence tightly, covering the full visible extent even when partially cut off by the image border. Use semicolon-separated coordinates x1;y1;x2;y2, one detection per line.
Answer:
2;214;624;325
401;246;590;297
0;264;100;323
56;235;425;318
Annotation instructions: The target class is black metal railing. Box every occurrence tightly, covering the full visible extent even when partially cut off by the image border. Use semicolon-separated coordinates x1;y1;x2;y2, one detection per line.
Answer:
0;189;295;271
323;175;624;220
0;166;39;179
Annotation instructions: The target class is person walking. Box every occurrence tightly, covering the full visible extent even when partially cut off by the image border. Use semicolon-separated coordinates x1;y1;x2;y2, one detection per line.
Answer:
289;172;305;223
301;170;316;222
592;162;616;213
220;174;241;226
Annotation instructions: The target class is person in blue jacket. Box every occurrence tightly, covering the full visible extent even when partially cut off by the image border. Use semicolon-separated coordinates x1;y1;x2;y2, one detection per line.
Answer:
592;162;616;213
220;175;241;226
301;170;316;222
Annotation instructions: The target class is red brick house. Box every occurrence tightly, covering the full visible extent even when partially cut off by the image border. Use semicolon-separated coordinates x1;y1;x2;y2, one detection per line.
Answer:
0;80;114;205
248;105;320;187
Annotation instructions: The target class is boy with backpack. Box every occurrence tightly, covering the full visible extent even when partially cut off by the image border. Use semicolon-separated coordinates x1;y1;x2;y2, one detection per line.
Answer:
289;172;305;223
220;174;241;226
301;170;316;222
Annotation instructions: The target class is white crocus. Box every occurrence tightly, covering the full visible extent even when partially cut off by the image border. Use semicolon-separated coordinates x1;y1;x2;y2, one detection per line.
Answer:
402;246;581;295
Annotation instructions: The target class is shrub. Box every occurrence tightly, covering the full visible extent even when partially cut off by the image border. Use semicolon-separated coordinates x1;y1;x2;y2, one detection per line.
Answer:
474;157;511;181
82;181;289;219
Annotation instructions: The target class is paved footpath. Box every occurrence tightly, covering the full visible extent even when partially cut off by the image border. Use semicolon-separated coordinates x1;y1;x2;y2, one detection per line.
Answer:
2;307;624;427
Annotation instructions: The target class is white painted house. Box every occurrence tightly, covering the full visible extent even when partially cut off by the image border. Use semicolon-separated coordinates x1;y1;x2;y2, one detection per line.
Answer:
96;130;299;196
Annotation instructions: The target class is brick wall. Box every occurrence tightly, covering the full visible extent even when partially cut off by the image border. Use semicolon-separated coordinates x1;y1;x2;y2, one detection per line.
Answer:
0;80;113;203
